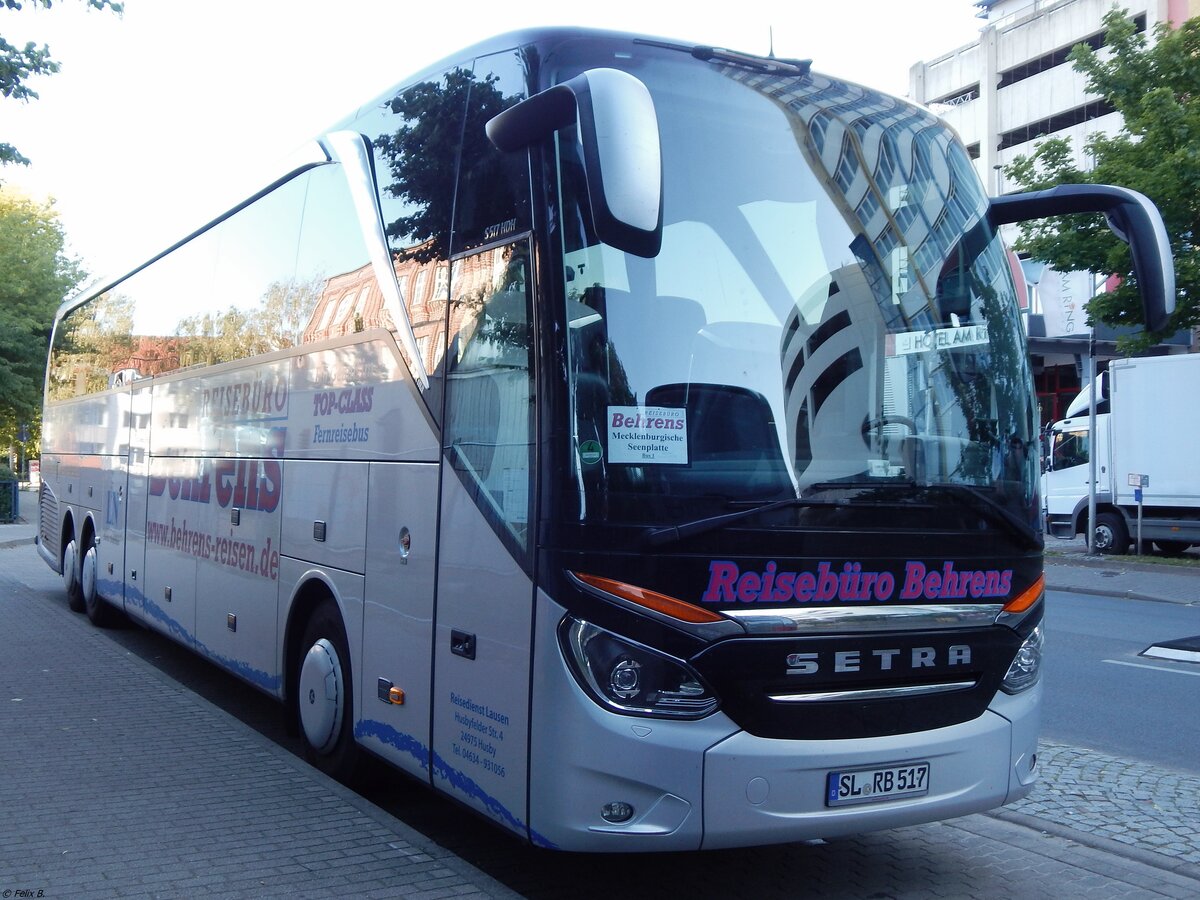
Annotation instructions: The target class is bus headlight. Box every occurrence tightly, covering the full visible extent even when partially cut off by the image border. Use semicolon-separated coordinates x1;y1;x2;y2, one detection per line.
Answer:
561;618;718;718
1001;624;1044;694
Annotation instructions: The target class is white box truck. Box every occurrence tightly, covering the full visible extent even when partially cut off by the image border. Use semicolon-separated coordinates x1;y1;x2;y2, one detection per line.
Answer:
1043;353;1200;555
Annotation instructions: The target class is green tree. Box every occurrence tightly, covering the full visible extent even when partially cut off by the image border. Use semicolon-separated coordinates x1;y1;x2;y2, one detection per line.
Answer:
1004;8;1199;348
375;68;517;263
0;186;83;457
2;0;122;167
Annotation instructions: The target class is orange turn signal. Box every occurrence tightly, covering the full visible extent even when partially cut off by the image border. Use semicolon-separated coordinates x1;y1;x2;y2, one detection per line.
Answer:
1002;573;1044;614
573;572;725;624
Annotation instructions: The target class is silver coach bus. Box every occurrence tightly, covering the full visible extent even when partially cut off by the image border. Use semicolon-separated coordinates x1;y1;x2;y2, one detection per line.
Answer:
39;28;1173;851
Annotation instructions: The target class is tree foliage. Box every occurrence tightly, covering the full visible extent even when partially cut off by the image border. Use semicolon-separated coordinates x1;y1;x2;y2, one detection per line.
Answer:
2;0;122;166
0;186;83;450
374;69;516;263
1004;8;1200;348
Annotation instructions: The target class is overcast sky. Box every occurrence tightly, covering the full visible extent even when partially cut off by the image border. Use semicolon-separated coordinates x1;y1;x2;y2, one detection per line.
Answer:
3;0;985;285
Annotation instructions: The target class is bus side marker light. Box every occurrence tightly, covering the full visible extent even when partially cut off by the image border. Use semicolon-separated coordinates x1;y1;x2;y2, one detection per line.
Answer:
573;572;725;624
1001;574;1044;614
377;678;405;705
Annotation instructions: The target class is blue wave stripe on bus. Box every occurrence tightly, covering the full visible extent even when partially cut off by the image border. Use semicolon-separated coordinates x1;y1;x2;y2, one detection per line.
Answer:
113;580;280;693
355;719;430;771
357;718;555;848
113;579;193;645
429;750;556;849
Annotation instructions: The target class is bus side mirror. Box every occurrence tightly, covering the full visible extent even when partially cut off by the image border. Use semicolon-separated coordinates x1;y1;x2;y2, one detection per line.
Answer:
486;68;663;258
988;184;1175;332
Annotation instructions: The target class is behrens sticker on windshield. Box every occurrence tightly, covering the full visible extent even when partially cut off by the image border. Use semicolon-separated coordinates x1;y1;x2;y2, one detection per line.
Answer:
889;324;989;356
608;406;688;464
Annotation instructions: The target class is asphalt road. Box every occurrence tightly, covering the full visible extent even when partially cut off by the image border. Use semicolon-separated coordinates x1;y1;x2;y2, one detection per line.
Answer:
1042;589;1200;776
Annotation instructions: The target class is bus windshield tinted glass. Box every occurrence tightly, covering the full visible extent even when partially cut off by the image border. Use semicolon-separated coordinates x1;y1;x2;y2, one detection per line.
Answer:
555;48;1038;534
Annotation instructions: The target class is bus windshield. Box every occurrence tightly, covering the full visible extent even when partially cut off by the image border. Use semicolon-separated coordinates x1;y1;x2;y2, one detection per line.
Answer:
555;48;1038;536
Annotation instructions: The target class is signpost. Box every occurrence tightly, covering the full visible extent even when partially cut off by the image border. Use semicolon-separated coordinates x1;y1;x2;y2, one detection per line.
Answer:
1129;474;1149;555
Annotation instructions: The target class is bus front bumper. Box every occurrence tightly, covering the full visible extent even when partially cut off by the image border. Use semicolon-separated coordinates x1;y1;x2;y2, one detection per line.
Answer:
699;682;1040;849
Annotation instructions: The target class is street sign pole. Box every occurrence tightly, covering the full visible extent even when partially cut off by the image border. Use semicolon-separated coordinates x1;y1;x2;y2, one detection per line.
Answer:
1129;474;1149;556
1134;487;1143;555
1087;334;1097;555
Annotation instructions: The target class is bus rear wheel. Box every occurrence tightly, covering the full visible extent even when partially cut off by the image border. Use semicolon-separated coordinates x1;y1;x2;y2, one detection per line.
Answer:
294;600;359;783
81;532;121;628
63;535;85;613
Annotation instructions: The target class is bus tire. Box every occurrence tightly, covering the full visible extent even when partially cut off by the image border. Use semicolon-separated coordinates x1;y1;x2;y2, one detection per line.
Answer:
81;530;121;628
63;533;85;613
294;599;359;783
1093;512;1129;555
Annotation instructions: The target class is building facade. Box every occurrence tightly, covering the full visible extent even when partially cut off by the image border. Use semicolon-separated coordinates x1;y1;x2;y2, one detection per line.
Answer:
910;0;1197;421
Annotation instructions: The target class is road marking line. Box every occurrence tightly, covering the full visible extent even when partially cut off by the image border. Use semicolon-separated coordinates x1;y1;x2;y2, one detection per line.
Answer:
1142;646;1200;664
1102;659;1200;677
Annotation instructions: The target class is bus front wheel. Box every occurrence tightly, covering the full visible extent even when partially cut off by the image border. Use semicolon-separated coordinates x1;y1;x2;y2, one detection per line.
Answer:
294;600;359;783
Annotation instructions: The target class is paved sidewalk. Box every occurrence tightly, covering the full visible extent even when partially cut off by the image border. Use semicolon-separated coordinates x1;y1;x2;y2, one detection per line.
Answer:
0;486;37;550
1006;741;1200;873
1043;535;1200;605
0;551;518;899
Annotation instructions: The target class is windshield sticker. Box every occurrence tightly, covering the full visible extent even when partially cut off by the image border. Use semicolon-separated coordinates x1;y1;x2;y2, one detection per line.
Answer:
608;406;688;465
578;440;603;466
888;324;990;356
701;560;1013;604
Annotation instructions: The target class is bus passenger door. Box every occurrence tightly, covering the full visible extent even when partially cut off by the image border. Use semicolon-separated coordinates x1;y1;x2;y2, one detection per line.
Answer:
432;238;536;841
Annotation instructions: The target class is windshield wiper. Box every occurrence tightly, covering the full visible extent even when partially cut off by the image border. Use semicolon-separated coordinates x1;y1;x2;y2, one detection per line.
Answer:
690;46;812;76
813;480;1043;551
643;496;831;548
643;481;1042;551
925;483;1043;551
634;39;812;77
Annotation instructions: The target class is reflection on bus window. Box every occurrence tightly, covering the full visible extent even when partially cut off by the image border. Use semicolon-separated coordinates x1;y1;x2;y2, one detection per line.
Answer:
444;241;533;552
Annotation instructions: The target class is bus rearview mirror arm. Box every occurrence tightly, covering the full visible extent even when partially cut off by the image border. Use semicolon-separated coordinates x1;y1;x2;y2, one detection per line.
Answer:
487;68;664;258
988;184;1176;333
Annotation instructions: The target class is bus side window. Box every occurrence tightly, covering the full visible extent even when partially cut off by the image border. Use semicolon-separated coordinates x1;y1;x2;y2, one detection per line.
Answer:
444;241;534;552
440;48;535;558
353;65;469;418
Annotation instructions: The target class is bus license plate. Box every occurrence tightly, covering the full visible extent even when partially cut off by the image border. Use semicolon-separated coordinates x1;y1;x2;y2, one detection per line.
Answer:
826;762;930;807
